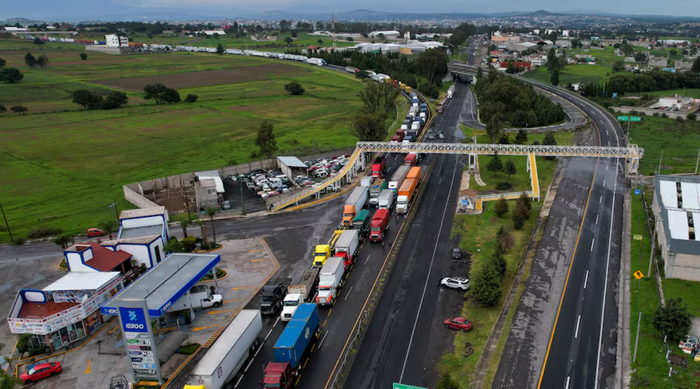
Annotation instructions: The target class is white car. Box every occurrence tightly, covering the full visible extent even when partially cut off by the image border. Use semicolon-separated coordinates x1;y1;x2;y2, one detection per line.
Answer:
315;169;329;178
440;276;470;291
294;175;308;182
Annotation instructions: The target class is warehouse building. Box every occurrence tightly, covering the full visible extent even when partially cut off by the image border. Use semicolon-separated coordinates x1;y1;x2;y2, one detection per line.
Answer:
652;175;700;281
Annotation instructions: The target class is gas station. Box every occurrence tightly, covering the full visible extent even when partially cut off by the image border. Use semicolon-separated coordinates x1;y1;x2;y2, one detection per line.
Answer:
101;252;221;384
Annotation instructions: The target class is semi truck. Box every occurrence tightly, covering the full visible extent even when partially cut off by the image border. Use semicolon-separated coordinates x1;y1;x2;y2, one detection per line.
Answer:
361;176;373;188
404;154;417;166
314;230;344;267
186;310;262;389
262;304;321;388
389;165;411;191
369;179;388;206
391;135;403;143
305;58;327;66
334;229;360;269
447;84;455;98
316;257;345;306
352;209;371;241
372;156;387;178
281;268;320;321
396;178;418;214
168;284;222;312
342;186;369;227
260;283;287;315
369;208;390;242
378;189;395;211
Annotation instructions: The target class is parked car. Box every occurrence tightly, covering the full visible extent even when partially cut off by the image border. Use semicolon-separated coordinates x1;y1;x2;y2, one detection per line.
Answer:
444;317;473;332
304;161;313;167
20;362;62;384
428;134;435;140
222;200;231;210
440;276;470;290
87;228;105;237
452;248;462;259
438;133;444;139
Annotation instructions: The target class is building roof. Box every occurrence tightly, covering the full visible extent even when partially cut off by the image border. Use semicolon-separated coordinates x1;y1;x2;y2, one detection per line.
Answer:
195;171;224;193
19;301;79;319
105;253;220;316
119;225;163;239
277;156;307;169
43;271;122;292
120;206;166;220
84;241;132;271
655;175;700;253
102;234;161;246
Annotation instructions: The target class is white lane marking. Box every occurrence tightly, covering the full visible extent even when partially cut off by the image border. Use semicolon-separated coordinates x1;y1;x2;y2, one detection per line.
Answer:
606;164;608;171
595;214;599;225
399;155;459;382
607;140;610;146
318;330;330;348
590;239;595;252
603;179;606;187
575;315;582;338
264;317;280;341
235;373;245;388
364;254;372;265
584;270;589;289
344;285;354;301
600;195;602;203
566;376;571;389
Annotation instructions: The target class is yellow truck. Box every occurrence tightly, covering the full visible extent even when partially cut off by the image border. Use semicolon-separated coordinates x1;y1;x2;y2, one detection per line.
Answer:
313;230;344;267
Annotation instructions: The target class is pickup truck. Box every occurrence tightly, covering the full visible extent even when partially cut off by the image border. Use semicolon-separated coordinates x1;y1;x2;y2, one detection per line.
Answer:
168;284;222;312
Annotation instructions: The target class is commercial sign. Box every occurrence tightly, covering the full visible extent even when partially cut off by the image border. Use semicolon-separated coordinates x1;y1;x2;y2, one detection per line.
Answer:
119;307;148;333
116;299;163;384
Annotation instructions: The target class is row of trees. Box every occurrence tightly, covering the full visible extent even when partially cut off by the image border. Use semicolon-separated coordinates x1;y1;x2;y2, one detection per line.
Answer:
475;69;566;129
580;67;700;97
351;81;400;141
24;53;49;69
71;83;198;111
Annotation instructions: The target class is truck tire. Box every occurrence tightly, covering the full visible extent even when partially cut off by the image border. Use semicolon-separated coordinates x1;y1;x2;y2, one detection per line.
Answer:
213;302;222;308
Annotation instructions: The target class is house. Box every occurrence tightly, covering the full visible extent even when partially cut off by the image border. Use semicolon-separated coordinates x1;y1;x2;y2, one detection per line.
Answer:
499;61;531;71
653;175;700;281
7;272;124;352
105;34;128;47
64;242;133;273
194;171;224;211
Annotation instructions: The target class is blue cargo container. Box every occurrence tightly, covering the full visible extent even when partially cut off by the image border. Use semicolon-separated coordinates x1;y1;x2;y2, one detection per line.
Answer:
98;41;106;45
273;304;319;370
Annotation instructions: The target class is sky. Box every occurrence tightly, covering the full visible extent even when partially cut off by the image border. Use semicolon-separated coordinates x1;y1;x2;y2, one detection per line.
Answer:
3;0;699;20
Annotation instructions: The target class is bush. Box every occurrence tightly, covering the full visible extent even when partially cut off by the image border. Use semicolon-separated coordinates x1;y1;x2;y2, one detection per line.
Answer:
10;106;28;114
80;53;87;60
177;343;200;355
512;211;526;229
653;297;692;344
200;241;211;251
29;346;46;357
495;182;513;190
487;252;507;279
661;113;668;118
436;375;459;389
653;112;660;117
284;81;305;95
471;264;502;307
11;236;26;245
27;226;63;239
494;197;509;217
676;116;685;123
181;236;197;252
0;104;5;113
688;112;697;121
184;94;198;103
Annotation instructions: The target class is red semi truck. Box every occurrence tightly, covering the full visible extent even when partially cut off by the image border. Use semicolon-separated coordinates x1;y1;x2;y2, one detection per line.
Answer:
372;156;387;178
369;209;390;242
403;153;417;166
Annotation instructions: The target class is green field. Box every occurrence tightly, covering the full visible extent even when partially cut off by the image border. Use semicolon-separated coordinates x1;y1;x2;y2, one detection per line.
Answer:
627;116;700;175
0;39;365;243
523;64;611;86
646;89;700;99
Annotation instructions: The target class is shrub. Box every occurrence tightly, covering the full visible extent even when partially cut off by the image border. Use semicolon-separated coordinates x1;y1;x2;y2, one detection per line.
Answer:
27;226;63;239
653;112;660;117
10;106;28;114
29;346;46;357
471;264;502;307
676;116;685;123
494;197;509;217
11;236;26;245
0;104;5;113
661;113;668;118
495;182;513;190
284;81;305;95
688;112;697;121
653;297;691;344
80;53;88;60
177;343;200;355
184;94;199;103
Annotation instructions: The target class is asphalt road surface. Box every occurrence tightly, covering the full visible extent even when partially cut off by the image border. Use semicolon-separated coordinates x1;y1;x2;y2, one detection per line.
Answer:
343;82;471;389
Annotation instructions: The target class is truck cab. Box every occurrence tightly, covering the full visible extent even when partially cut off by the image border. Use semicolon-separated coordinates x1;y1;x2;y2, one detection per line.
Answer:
313;244;332;267
369;209;390;242
261;362;293;388
280;293;303;322
260;283;287;315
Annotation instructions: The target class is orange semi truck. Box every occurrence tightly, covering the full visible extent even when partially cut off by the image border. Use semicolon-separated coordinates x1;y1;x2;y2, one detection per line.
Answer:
396;167;421;214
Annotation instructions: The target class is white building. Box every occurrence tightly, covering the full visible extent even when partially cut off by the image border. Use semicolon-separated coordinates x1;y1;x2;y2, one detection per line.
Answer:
105;34;128;47
653;175;700;281
199;30;226;36
369;30;400;40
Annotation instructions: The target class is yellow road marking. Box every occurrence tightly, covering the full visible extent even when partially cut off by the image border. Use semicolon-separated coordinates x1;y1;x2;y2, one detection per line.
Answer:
328;308;333;316
311;343;316;353
83;359;92;374
295;373;302;386
191;325;220;331
207;308;239;315
248;249;264;253
323;319;327;327
108;326;119;335
223;299;243;304
303;357;309;369
231;286;256;291
252;258;269;262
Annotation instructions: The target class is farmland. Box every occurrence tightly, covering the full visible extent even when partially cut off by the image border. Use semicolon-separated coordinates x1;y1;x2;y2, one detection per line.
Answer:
627;116;700;175
522;64;612;86
0;39;364;243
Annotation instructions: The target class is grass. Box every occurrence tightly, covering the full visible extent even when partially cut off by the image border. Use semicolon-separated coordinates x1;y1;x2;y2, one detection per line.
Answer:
627;116;700;175
523;64;612;86
442;201;542;386
646;89;700;99
629;188;696;388
0;41;365;243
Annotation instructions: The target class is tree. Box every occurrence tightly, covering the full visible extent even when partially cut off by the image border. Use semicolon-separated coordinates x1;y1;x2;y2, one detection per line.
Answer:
284;81;305;95
72;90;101;109
688;113;697;121
494;197;509;217
486;117;502;143
102;91;128;109
99;220;118;237
692;57;700;74
143;83;170;104
184;94;198;103
52;232;75;249
15;333;34;358
162;88;181;103
418;81;439;99
415;49;449;85
512;209;526;229
515;129;528;144
471;264;502;307
543;131;557;145
0;104;5;113
669;49;678;56
506;61;517;74
612;60;625;72
216;43;224;54
436;374;459;389
180;219;189;238
24;53;37;68
357;81;399;116
255;120;278;159
0;57;6;67
504;159;516;180
497;225;513;253
486;154;503;177
550;69;560;86
476;66;483;80
653;297;692;344
79;52;88;60
317;39;323;45
351;112;387;141
36;54;49;69
0;67;23;83
291;31;297;38
10;106;28;114
284;37;293;45
0;372;22;389
634;52;646;63
206;207;218;244
33;37;45;46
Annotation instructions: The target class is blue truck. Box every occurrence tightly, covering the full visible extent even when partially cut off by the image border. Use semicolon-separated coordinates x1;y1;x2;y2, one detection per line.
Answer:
261;304;320;388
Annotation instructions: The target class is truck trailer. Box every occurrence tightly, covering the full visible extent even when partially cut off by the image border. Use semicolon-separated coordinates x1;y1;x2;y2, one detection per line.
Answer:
396;178;418;214
342;187;369;227
378;189;395;211
388;165;411;191
352;209;371;241
281;268;320;321
369;179;388;206
316;257;345;306
262;304;320;388
334;229;360;269
186;310;262;389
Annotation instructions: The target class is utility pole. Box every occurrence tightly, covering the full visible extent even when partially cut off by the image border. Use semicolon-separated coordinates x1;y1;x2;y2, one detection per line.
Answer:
0;200;13;243
239;181;246;215
695;146;700;175
657;150;663;176
108;199;119;224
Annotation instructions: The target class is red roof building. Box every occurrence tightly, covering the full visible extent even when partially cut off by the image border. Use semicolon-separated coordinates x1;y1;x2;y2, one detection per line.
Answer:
500;61;531;71
64;242;132;273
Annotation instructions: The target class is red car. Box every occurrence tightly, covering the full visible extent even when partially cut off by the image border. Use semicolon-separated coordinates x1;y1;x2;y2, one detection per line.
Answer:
20;362;62;384
87;228;105;237
444;317;473;332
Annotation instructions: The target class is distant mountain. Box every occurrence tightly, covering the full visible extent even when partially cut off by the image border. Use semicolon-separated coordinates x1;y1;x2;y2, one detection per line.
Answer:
522;10;559;16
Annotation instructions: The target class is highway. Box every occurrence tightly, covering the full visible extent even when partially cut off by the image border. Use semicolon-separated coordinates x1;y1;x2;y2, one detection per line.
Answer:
342;82;470;388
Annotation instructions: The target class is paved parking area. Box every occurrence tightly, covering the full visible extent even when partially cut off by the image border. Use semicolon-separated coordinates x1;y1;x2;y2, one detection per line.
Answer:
13;238;278;389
